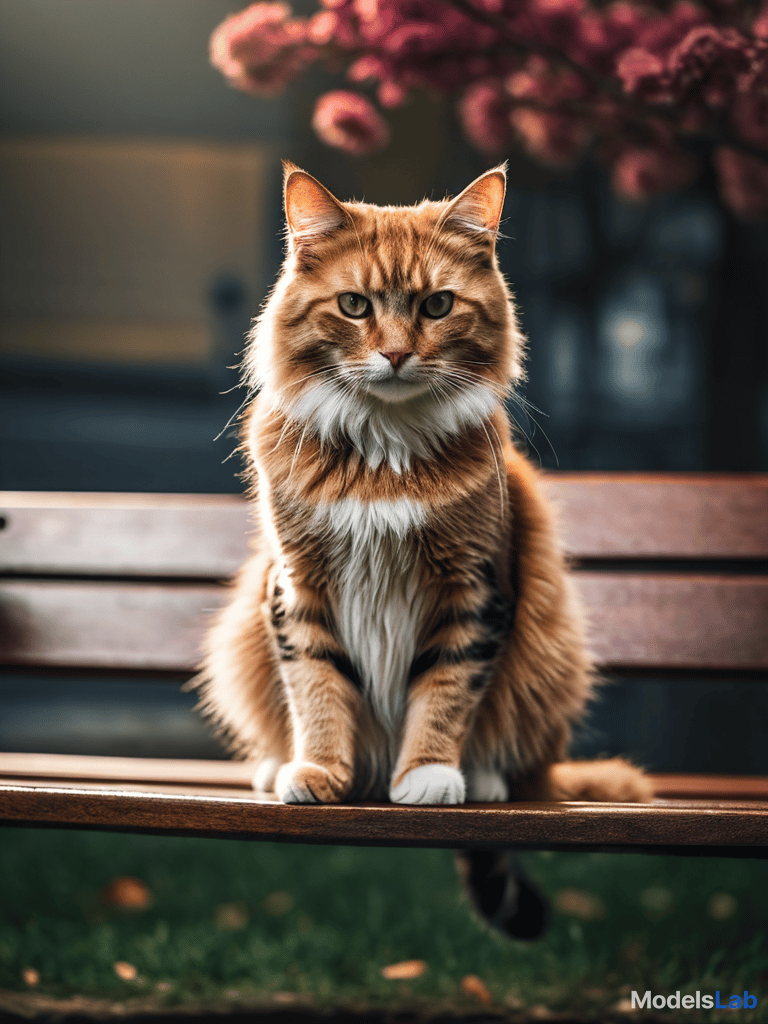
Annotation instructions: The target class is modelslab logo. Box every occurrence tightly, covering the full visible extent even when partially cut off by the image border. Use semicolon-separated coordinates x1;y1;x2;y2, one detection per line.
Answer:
631;990;757;1010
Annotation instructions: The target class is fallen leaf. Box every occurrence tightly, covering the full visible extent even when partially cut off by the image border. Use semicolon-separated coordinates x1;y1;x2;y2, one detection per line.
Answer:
708;892;737;920
530;1004;553;1019
101;877;153;910
461;974;492;1004
263;891;293;916
639;885;673;917
22;968;39;986
113;961;138;981
614;997;637;1012
554;887;606;920
214;901;249;931
381;959;426;980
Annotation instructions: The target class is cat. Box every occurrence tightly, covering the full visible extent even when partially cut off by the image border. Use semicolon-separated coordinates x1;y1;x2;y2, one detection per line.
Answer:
195;161;652;819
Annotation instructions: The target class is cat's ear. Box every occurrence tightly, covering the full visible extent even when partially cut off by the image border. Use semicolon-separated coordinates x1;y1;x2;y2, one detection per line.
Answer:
283;161;349;246
442;164;506;240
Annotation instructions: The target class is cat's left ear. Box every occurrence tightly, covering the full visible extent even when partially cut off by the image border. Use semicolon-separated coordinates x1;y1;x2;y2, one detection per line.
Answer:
442;164;506;240
283;161;349;247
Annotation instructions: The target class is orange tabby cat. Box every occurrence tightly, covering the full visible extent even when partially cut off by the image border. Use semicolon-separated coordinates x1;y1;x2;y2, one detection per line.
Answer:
196;161;652;813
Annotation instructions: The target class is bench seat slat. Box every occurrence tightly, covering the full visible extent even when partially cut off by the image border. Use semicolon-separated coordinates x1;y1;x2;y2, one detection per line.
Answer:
2;575;767;674
1;754;767;801
1;778;767;853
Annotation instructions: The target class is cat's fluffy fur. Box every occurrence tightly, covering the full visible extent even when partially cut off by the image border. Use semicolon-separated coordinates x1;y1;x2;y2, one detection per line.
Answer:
196;161;652;809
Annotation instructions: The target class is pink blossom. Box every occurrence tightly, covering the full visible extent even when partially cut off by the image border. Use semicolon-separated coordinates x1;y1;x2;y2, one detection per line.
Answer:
510;108;591;166
459;79;516;154
307;10;338;43
209;2;318;95
666;26;762;106
612;146;699;200
311;90;391;155
715;147;768;218
616;47;666;96
347;54;386;82
377;80;408;107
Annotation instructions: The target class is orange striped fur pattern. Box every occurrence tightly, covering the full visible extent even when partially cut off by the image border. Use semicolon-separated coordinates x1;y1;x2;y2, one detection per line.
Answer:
197;162;652;807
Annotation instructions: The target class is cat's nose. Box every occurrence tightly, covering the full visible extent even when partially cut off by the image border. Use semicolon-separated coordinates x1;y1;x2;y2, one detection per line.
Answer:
380;350;411;371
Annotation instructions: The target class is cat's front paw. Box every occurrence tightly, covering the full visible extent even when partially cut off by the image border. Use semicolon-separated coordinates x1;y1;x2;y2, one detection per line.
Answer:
275;761;351;804
390;764;465;805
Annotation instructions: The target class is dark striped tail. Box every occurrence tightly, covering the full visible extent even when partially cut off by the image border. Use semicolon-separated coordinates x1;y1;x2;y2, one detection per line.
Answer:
456;848;549;941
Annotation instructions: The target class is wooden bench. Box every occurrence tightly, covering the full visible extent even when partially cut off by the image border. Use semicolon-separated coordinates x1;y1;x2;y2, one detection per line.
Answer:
1;475;767;857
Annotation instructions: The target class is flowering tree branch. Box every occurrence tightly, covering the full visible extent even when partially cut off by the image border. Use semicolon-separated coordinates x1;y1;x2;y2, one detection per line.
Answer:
209;0;768;218
448;0;768;165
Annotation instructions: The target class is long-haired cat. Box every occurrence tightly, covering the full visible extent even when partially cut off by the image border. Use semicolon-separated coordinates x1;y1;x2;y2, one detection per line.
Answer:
196;163;651;907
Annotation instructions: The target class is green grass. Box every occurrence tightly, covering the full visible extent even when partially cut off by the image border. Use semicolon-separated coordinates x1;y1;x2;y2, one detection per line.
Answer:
1;828;767;1018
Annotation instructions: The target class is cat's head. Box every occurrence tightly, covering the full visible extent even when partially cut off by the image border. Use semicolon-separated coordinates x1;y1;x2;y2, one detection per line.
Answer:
247;163;526;465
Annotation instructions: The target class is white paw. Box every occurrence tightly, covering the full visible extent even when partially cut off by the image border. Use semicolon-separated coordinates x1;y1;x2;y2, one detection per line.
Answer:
390;764;466;805
252;757;282;794
465;768;508;802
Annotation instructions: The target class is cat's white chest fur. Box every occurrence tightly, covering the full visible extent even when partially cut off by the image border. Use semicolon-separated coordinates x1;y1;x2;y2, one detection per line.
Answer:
311;497;428;734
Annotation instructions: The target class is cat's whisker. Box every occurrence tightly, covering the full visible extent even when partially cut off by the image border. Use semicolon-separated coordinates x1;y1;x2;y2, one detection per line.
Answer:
479;417;506;520
283;364;344;390
509;389;549;418
266;415;303;457
506;403;545;467
213;385;259;442
507;393;559;468
287;421;310;481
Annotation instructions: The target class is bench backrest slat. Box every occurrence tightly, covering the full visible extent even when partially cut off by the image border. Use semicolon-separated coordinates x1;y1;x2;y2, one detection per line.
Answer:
2;477;767;677
2;475;767;579
2;574;766;674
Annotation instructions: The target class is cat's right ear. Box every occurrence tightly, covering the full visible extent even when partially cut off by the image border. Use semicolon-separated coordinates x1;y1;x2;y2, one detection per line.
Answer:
283;162;349;252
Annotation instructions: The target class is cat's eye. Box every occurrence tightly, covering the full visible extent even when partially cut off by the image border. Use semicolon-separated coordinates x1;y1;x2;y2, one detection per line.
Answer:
338;292;372;318
421;291;453;319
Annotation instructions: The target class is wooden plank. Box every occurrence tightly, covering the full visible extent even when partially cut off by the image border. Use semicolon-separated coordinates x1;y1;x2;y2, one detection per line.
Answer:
0;580;224;673
651;773;768;800
2;575;767;673
0;493;250;578
0;753;254;788
1;754;766;802
2;476;768;579
580;573;768;673
1;780;767;852
548;474;768;561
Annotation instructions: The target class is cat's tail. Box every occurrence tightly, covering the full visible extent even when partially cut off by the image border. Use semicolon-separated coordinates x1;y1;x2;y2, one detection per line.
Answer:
543;756;654;803
458;758;653;941
455;849;549;942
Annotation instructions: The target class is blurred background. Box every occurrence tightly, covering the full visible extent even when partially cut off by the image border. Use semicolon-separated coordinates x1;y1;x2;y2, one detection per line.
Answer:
1;0;767;774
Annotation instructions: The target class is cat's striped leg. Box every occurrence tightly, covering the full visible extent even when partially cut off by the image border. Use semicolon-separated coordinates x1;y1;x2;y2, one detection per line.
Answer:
389;663;485;805
390;565;514;806
267;571;361;804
